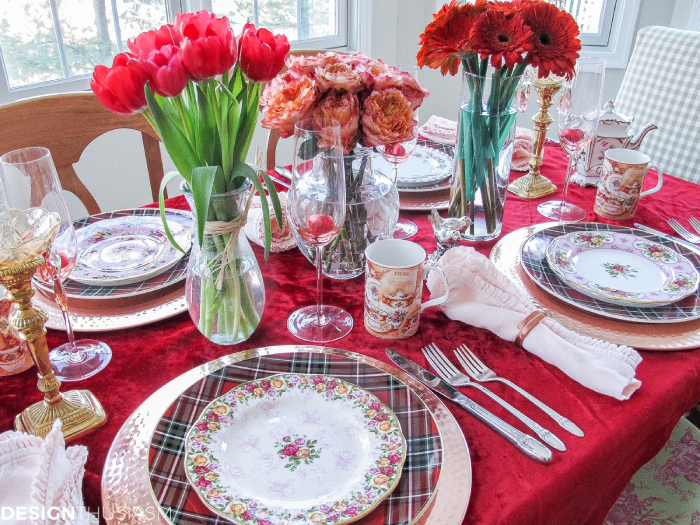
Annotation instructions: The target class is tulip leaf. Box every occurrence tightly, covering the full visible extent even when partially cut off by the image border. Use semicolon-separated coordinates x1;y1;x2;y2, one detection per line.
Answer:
298;136;319;161
158;170;186;252
195;84;216;170
145;84;197;182
260;168;284;230
232;161;273;260
190;166;220;245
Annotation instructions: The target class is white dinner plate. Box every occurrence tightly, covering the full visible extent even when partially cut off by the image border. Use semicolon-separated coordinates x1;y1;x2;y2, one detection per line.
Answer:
373;145;452;187
184;373;407;525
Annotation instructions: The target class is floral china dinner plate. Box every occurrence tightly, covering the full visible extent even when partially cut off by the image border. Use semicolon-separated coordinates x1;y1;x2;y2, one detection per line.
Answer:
184;373;407;525
546;231;700;306
72;216;191;286
372;144;452;187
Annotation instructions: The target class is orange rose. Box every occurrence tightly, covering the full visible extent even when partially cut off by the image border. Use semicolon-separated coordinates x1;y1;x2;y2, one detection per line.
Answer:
205;472;218;481
361;88;416;147
253;388;265;397
359;396;369;404
335;384;349;395
373;474;389;486
270;378;285;389
388;443;399;451
212;405;228;416
312;92;360;153
365;410;376;418
207;489;220;498
229;503;246;515
297;448;311;458
207;422;219;431
316;383;326;392
287;51;342;75
299;377;309;385
192;454;208;466
358;496;370;505
378;458;389;467
315;62;362;93
261;69;318;138
379;421;393;432
234;391;244;399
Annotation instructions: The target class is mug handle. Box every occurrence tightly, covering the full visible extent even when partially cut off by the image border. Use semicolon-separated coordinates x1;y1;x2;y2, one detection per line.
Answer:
420;263;450;313
640;162;663;197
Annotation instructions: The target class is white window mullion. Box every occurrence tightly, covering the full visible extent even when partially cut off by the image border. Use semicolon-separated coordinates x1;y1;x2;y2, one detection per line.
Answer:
110;0;125;53
48;0;71;79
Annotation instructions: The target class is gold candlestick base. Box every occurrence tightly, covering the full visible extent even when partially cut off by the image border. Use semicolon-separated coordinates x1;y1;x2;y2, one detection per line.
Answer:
0;257;106;442
508;71;564;200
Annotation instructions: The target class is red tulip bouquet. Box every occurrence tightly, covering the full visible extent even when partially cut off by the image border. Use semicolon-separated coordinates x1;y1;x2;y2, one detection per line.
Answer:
260;52;429;274
418;0;580;237
91;11;290;343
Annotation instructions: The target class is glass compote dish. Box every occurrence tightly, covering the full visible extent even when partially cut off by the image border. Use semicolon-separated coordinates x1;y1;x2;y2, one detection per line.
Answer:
0;147;112;381
287;119;353;342
376;64;420;239
537;58;605;221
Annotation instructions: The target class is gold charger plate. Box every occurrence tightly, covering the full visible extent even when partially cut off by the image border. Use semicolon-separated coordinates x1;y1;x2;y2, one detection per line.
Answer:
101;345;472;525
34;283;186;332
490;223;700;350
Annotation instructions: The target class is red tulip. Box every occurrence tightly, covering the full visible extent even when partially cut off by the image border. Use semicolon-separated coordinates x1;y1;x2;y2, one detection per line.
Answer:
174;10;237;81
127;24;177;60
144;45;189;97
90;53;150;115
238;23;290;82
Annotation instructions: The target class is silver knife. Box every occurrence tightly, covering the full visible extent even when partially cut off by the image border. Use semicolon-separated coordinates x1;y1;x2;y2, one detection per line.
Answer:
386;348;552;464
634;223;700;252
274;166;293;180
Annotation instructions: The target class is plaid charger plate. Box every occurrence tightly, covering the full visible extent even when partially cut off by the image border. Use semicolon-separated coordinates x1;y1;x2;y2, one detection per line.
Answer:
148;353;443;525
34;208;192;300
522;223;700;323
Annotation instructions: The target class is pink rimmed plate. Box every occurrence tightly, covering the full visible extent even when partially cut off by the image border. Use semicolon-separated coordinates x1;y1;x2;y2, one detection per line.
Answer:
546;230;700;307
183;373;407;525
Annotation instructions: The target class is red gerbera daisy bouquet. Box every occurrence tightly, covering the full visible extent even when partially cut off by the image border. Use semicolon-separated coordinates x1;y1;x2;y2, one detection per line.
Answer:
90;11;290;344
418;0;580;237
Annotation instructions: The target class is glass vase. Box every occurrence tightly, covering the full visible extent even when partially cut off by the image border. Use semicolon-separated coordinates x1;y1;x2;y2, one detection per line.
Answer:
182;180;264;345
449;70;523;241
292;148;399;279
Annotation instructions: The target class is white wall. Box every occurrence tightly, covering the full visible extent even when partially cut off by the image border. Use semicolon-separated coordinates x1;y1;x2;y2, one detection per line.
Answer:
67;0;690;219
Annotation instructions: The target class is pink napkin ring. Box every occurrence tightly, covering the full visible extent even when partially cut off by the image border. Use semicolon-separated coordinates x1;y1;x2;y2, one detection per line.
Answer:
514;309;547;348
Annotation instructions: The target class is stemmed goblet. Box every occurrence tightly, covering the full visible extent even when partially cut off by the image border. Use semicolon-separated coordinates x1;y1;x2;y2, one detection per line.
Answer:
376;64;421;239
537;58;605;221
287;118;353;342
0;147;112;381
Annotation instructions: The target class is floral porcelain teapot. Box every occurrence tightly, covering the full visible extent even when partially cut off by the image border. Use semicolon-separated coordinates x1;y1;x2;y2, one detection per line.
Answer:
573;100;657;186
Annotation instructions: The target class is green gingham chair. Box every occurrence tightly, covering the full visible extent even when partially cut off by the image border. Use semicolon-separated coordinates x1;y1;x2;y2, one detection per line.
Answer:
615;26;700;184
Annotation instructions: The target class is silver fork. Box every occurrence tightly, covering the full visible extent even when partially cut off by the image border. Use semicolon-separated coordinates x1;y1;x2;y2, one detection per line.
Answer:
455;345;583;437
668;219;700;244
423;344;566;451
689;217;700;236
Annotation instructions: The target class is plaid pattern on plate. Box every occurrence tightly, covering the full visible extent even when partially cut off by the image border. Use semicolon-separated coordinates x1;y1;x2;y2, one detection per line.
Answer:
148;353;442;525
615;26;700;184
34;208;192;299
521;223;700;323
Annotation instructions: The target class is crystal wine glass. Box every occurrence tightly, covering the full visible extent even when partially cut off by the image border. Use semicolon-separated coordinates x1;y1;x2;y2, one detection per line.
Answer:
376;64;420;239
0;147;112;381
287;118;353;342
537;58;605;221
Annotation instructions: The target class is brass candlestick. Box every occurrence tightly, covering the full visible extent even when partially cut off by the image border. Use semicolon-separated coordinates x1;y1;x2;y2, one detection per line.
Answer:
0;256;106;441
507;71;563;199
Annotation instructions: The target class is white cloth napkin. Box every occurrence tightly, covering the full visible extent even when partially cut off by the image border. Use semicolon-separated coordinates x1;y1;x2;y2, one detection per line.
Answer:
244;192;297;253
0;420;97;525
418;116;457;146
426;247;642;400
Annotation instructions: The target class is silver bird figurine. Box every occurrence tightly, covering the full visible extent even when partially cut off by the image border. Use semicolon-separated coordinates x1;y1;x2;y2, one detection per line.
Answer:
427;209;471;264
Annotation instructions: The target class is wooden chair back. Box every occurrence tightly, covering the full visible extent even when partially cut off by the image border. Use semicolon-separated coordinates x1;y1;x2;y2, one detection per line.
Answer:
0;92;165;215
264;50;348;171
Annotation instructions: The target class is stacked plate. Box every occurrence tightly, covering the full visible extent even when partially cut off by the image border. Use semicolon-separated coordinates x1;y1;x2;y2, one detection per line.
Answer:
520;223;700;325
33;208;193;331
372;140;453;211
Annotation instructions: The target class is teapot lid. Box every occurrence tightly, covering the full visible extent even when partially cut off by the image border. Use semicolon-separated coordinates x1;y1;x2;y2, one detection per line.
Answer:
599;100;633;125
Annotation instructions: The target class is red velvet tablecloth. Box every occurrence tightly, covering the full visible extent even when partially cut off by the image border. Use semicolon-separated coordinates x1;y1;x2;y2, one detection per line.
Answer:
2;144;700;525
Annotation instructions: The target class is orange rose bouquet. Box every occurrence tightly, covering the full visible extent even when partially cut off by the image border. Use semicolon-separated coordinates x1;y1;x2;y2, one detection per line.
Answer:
418;0;580;238
261;52;430;276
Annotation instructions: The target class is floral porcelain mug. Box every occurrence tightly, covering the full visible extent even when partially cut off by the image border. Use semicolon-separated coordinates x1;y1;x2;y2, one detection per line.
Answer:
594;148;663;221
364;239;449;339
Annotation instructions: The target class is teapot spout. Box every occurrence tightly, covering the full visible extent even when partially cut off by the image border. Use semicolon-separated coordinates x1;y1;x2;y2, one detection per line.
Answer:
627;121;658;149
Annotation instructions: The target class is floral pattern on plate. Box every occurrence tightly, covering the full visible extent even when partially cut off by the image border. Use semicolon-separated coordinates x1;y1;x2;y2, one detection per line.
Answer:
602;263;638;280
546;231;700;306
184;373;407;525
72;216;191;285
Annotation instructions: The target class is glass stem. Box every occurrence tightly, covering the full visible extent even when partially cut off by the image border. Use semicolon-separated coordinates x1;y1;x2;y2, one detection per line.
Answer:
392;163;399;185
316;244;325;324
52;274;80;358
559;153;576;221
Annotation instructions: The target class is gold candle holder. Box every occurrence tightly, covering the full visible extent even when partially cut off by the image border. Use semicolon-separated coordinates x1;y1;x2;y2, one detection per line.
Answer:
507;71;563;199
0;256;106;441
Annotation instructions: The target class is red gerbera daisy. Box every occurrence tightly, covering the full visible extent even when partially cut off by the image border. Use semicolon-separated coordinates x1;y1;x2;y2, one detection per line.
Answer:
522;2;581;79
417;0;487;76
470;10;533;69
488;0;538;15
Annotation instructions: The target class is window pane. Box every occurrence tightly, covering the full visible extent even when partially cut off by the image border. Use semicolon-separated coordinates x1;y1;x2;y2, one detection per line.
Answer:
259;0;298;41
0;0;64;88
116;0;168;48
552;0;607;35
211;0;255;36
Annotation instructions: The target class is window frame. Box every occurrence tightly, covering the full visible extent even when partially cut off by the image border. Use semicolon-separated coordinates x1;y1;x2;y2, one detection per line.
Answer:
0;0;360;104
